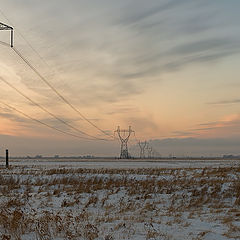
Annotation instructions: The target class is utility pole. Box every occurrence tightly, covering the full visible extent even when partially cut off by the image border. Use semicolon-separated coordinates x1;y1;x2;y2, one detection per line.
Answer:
0;22;14;47
115;126;135;159
138;141;147;159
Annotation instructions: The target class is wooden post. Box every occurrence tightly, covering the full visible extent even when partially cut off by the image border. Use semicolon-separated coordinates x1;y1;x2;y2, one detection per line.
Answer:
6;149;9;168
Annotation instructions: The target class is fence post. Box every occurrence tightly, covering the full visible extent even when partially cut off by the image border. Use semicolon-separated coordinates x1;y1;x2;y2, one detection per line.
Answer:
6;149;9;168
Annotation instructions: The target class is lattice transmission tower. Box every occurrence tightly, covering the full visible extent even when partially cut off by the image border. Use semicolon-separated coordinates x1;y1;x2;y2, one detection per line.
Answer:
115;126;135;159
138;141;147;159
147;145;153;159
0;22;14;47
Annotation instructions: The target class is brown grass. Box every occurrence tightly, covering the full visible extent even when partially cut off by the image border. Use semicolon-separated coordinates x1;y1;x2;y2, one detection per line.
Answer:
0;165;239;239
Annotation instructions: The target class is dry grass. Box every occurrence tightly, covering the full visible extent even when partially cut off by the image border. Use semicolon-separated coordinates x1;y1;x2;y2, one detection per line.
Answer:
0;165;239;239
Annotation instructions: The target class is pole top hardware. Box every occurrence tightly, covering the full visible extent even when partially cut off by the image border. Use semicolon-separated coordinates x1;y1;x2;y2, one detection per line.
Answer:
0;22;13;30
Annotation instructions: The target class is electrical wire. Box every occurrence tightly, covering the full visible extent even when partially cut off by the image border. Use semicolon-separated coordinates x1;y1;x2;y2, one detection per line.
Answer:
0;40;9;47
0;40;114;141
0;76;110;141
0;40;112;140
0;9;50;67
0;41;101;140
1;10;115;140
12;47;115;139
0;100;96;140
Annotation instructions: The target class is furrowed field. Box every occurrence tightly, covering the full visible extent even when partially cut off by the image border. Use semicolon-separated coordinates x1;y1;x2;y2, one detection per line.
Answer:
0;160;239;239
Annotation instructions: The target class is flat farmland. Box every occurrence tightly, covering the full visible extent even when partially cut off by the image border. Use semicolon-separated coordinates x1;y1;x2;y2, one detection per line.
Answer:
1;158;239;169
0;160;239;239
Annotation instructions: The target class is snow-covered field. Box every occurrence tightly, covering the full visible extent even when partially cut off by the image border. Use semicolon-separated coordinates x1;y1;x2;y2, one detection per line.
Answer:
0;160;239;239
2;158;240;169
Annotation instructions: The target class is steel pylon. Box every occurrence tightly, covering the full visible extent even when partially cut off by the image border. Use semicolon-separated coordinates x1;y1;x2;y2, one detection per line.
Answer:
138;141;147;159
115;126;134;159
147;145;153;159
0;22;13;47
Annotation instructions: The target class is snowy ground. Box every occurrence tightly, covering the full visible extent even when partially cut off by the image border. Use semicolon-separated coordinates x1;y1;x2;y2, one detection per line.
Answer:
0;160;239;239
1;158;240;169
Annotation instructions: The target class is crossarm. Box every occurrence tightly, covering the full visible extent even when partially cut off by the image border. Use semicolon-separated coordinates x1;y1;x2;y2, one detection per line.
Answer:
0;22;13;30
0;22;14;47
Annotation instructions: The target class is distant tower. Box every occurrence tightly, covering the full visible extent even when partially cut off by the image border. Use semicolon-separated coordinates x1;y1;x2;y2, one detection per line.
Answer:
138;141;147;159
147;146;153;159
115;126;134;159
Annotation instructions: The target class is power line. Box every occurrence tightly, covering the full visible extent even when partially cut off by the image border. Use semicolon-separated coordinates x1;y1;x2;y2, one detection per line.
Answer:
0;9;50;67
0;35;112;141
0;32;114;141
0;100;96;140
0;76;110;141
0;9;114;139
0;40;9;47
11;47;115;140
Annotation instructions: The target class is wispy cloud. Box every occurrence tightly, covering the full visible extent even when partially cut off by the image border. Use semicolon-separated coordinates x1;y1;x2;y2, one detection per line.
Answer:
148;137;240;157
207;99;240;105
2;0;239;103
0;109;31;124
172;115;240;138
172;131;199;137
1;0;240;146
115;0;193;26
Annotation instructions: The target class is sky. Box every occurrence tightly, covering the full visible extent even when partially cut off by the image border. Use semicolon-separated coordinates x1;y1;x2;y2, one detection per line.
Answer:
0;0;240;157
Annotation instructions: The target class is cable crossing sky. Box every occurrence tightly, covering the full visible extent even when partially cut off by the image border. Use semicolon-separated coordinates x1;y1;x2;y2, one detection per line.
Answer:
0;13;116;141
0;100;96;140
0;76;111;141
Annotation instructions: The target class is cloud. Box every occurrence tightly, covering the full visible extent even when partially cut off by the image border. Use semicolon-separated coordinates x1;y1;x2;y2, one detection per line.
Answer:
172;131;199;137
199;121;223;127
171;115;240;139
207;99;240;105
1;0;240;144
147;137;240;157
169;38;231;55
0;111;28;123
1;0;239;104
105;105;139;115
115;0;193;26
123;116;159;135
0;106;35;126
0;133;119;157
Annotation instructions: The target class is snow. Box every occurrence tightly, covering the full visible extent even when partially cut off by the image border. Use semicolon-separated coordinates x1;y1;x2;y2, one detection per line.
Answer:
0;159;239;239
1;158;240;169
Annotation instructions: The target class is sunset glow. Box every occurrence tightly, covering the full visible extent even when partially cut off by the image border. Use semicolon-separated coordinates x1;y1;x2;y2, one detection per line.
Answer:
1;0;240;156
